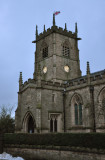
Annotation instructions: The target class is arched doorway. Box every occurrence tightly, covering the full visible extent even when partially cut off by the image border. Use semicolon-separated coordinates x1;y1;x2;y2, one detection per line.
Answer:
23;112;36;133
28;115;34;133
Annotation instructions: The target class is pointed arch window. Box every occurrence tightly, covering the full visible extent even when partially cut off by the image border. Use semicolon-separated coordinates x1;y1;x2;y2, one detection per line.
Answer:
71;94;83;126
75;104;78;125
98;88;105;124
102;99;105;121
75;103;82;125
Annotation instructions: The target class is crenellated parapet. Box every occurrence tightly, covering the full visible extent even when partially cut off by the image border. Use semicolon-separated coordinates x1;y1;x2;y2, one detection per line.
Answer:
90;70;105;81
32;25;81;43
66;76;87;88
19;78;36;92
41;80;65;88
19;69;105;92
66;69;105;89
32;14;81;43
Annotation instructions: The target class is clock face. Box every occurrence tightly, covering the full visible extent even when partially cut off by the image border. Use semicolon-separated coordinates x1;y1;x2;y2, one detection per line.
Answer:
43;67;47;74
64;66;69;73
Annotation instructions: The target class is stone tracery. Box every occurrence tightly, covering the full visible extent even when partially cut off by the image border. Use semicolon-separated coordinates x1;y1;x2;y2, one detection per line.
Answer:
70;93;83;126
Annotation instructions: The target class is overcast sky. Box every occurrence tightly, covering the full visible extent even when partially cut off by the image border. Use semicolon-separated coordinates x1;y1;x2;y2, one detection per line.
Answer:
0;0;105;114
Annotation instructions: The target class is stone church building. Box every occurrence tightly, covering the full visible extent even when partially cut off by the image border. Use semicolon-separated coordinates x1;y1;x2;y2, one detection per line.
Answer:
15;15;105;133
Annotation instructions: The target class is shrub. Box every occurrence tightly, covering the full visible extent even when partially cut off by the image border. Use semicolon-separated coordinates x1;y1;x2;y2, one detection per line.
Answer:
4;133;105;149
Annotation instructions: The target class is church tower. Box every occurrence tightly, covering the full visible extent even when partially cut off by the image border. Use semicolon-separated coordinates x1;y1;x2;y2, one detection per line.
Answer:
33;14;81;82
15;14;105;134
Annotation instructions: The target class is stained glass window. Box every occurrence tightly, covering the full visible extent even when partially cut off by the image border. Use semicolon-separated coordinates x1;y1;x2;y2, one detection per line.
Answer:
75;103;82;125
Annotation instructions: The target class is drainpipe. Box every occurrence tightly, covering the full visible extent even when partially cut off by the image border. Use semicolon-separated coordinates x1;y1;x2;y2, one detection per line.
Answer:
90;86;96;132
63;89;66;132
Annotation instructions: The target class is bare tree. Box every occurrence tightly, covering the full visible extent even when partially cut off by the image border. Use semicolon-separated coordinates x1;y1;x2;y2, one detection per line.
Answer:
0;105;15;133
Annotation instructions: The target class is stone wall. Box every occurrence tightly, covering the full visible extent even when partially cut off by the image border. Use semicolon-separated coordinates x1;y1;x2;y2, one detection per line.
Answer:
4;147;105;160
16;73;105;133
3;133;105;160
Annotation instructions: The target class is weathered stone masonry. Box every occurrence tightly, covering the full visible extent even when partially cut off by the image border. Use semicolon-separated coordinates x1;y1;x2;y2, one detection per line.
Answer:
15;14;105;134
3;146;105;160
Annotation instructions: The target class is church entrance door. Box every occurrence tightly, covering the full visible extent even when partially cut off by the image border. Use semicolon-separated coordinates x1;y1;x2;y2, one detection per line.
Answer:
28;116;34;133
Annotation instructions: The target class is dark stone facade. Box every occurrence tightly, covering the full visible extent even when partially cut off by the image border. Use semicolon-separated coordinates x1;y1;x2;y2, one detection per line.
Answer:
15;15;105;133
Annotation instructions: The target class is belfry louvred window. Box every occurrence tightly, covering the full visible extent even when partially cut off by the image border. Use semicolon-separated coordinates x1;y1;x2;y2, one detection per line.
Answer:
41;41;48;59
62;46;69;57
43;47;48;58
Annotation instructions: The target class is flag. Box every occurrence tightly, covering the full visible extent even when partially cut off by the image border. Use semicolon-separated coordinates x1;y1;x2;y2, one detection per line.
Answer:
54;11;60;16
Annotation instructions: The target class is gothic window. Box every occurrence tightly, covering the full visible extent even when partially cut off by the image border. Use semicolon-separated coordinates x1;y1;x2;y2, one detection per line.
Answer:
62;40;70;57
62;46;69;57
102;99;105;109
98;87;105;124
102;99;105;120
50;115;58;132
54;119;57;132
50;118;53;132
79;104;82;125
75;104;78;125
41;41;48;59
71;94;83;126
75;103;82;125
43;47;48;58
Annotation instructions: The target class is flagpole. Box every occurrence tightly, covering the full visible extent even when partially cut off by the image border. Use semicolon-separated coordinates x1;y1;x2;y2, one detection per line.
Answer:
53;13;55;26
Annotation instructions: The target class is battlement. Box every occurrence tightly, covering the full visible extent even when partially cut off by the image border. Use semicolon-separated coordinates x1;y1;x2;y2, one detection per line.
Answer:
41;80;65;88
66;69;105;88
19;78;65;91
32;25;81;43
19;69;105;92
20;78;36;90
90;69;105;81
66;76;87;87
